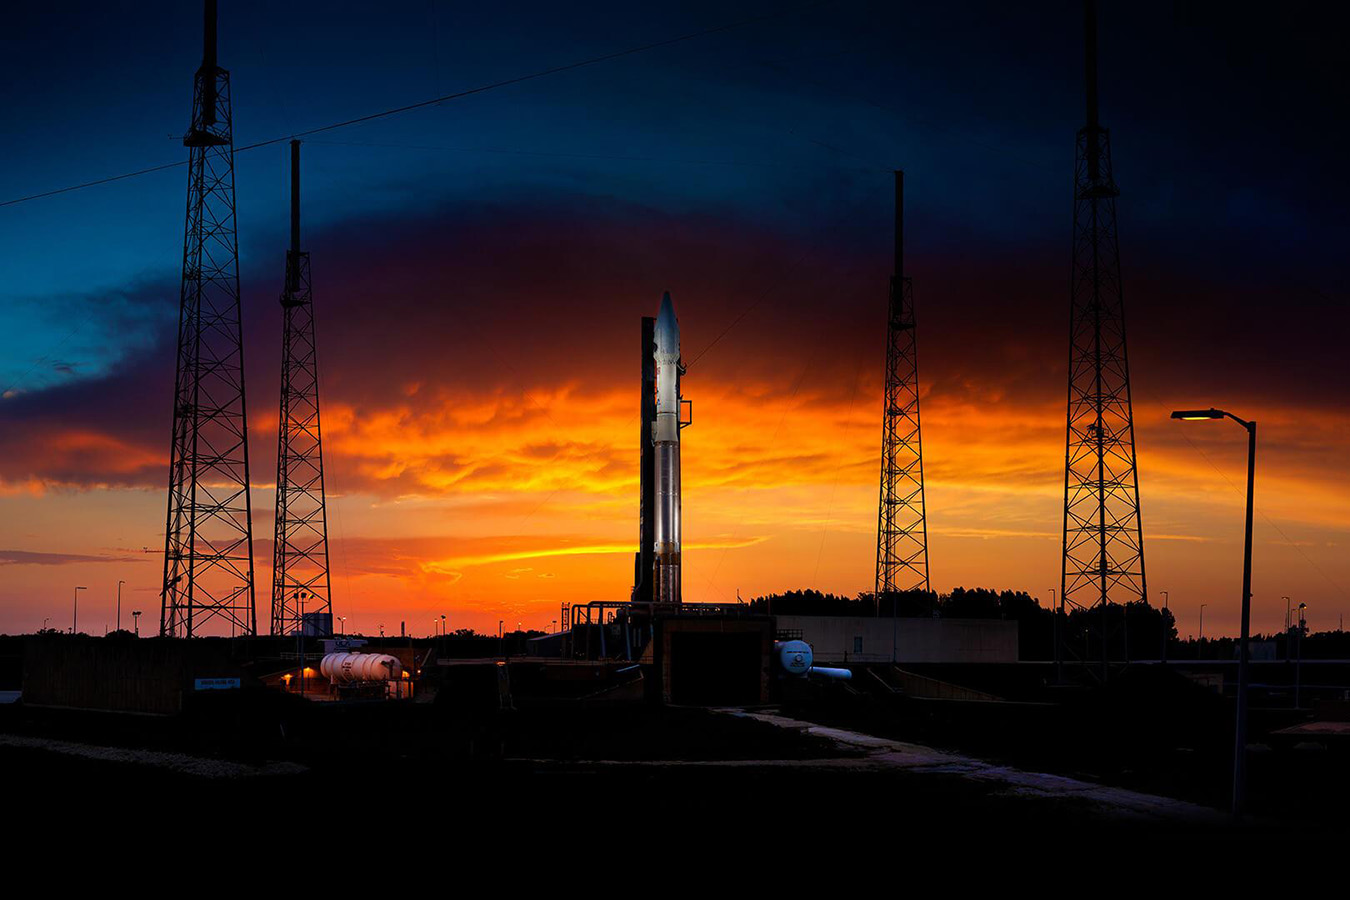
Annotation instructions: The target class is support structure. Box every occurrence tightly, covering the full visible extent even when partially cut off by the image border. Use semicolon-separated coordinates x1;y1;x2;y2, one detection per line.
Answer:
1059;0;1146;670
271;140;334;636
632;315;656;604
874;170;930;607
161;0;256;637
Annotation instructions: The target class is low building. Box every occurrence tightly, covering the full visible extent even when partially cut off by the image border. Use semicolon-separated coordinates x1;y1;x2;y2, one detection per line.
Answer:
774;615;1018;665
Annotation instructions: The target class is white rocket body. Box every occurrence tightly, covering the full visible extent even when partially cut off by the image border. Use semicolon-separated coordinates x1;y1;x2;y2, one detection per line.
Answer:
653;292;682;604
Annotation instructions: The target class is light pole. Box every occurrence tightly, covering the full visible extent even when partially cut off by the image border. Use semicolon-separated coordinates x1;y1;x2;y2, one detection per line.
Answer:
132;610;141;636
1160;591;1169;663
116;580;126;632
1050;587;1061;683
338;616;346;636
1283;595;1293;663
1296;602;1307;709
1172;407;1257;817
72;586;87;634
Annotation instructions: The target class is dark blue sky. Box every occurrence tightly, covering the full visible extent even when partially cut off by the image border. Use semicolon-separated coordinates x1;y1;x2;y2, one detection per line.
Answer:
0;0;1345;397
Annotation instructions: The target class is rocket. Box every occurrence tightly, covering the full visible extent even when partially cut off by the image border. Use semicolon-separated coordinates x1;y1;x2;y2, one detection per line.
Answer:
653;292;685;604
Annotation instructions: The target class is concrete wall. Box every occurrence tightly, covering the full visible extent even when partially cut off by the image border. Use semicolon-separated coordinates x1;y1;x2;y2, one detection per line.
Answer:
775;616;1018;664
22;636;251;714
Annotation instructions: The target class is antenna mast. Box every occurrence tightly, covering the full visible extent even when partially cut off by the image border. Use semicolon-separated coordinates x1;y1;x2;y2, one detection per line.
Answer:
271;140;334;636
1059;0;1147;677
874;170;930;610
161;0;257;637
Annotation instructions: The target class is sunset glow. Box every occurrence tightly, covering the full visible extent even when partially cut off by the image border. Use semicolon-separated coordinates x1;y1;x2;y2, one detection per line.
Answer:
1;2;1345;641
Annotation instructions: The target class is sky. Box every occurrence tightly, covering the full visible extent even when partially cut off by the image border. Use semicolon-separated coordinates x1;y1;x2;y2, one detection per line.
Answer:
0;0;1346;639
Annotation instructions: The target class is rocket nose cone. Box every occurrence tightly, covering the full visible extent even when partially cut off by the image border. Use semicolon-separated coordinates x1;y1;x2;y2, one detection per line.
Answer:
655;291;679;361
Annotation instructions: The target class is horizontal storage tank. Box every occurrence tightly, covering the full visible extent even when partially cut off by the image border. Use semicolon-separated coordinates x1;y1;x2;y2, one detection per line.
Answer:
774;640;850;680
774;639;813;676
319;651;402;684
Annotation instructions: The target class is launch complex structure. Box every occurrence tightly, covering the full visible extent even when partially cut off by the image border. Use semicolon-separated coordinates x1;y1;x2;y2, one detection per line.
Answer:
149;1;1146;661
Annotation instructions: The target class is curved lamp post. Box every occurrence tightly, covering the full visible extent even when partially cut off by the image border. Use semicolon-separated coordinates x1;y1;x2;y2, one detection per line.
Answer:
1171;407;1256;817
72;586;87;634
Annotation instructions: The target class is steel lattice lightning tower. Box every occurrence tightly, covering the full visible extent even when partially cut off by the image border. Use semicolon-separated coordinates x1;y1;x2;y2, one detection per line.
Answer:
1059;0;1146;648
875;170;930;604
271;141;333;636
161;0;257;638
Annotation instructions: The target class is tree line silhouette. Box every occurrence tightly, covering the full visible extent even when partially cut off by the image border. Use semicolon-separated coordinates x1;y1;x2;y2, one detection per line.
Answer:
748;587;1349;661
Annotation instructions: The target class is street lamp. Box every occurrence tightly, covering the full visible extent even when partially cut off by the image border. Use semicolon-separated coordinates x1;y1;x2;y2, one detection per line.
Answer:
1172;406;1257;817
338;615;346;636
132;610;142;636
116;580;126;632
72;586;87;634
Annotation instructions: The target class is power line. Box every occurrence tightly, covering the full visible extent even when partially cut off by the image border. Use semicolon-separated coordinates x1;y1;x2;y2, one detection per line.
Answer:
305;137;886;174
0;1;838;210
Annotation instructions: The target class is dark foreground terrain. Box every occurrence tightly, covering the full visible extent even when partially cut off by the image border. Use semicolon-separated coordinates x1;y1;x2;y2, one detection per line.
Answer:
2;696;1340;852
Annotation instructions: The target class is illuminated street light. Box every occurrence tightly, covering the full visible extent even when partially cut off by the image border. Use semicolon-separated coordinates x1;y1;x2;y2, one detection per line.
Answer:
1172;406;1257;817
1170;408;1224;421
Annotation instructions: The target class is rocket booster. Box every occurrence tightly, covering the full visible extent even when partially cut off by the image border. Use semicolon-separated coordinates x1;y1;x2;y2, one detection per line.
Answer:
653;292;684;604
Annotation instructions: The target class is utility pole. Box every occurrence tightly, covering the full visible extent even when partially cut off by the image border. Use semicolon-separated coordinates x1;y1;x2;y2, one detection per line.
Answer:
1296;602;1307;709
271;139;334;637
72;586;86;634
874;170;930;613
162;0;256;638
1160;590;1169;663
1051;587;1063;683
1059;0;1146;680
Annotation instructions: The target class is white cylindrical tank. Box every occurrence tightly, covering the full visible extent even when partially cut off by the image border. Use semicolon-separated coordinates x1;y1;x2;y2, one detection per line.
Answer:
319;651;402;684
775;639;813;676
